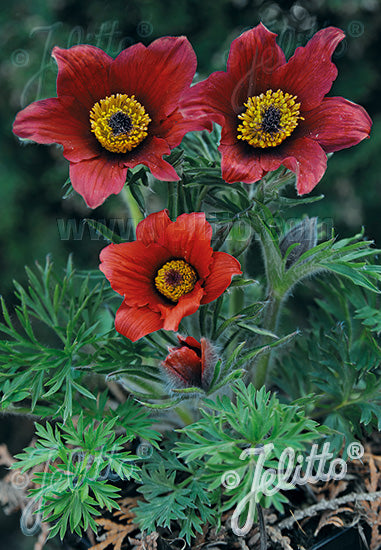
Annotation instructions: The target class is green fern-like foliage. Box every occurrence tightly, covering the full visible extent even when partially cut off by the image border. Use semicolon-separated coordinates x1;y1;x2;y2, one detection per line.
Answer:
13;415;142;539
135;381;326;541
275;281;381;453
0;257;160;420
134;448;217;543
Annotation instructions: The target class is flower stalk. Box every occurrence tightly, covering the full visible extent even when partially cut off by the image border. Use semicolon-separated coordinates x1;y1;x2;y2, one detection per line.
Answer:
122;185;143;234
252;292;283;388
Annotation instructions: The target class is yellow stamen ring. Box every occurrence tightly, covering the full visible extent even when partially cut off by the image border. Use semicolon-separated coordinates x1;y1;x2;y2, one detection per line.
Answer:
155;260;197;302
237;89;303;148
90;93;151;153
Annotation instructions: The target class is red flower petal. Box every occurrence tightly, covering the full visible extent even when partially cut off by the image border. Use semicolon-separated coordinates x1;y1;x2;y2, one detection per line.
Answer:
159;282;204;331
274;27;344;112
115;301;163;342
275;137;328;195
99;241;169;309
53;45;112;109
122;136;179;181
162;212;213;278
69;156;128;209
219;142;265;184
302;97;372;153
201;251;242;304
180;24;286;135
136;210;172;246
154;109;195;149
163;346;202;387
100;210;241;341
110;36;197;119
181;24;285;136
14;38;199;207
180;73;233;132
178;335;202;352
12;97;98;162
226;23;286;108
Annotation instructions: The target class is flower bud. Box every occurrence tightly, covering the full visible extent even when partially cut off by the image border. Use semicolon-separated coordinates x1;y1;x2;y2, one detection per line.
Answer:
279;217;318;268
162;335;218;391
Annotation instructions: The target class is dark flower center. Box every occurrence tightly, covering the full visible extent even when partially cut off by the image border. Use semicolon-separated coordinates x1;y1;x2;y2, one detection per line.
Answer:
164;269;183;286
108;111;133;135
261;105;282;134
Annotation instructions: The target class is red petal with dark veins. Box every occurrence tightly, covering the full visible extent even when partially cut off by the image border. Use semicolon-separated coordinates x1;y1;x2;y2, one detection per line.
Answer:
180;73;234;132
268;137;328;195
219;142;264;184
226;23;286;108
53;46;112;109
219;114;242;146
12;97;99;162
99;241;169;309
161;212;213;278
110;36;197;119
163;346;202;387
155;109;195;149
159;283;204;331
201;251;242;304
122;136;179;181
115;301;163;342
136;210;172;246
180;25;285;135
273;27;345;112
301;97;372;153
69;156;128;209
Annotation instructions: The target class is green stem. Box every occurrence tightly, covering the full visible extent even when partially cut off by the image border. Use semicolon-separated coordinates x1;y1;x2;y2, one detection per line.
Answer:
229;287;244;317
252;293;283;388
167;181;178;218
175;405;194;425
247;212;286;388
122;186;143;235
314;396;362;420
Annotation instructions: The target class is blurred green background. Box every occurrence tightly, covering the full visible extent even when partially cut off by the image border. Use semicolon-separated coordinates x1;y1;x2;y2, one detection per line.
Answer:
0;0;380;546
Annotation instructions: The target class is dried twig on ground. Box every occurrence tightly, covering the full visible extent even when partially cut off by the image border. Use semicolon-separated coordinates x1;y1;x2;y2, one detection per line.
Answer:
278;491;381;531
0;444;15;467
90;497;139;550
357;454;381;550
266;526;293;550
90;518;136;550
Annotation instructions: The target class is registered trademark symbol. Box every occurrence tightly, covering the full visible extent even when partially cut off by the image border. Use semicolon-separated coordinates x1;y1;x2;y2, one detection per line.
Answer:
348;20;364;38
136;442;153;458
347;441;364;460
11;49;30;67
137;21;153;38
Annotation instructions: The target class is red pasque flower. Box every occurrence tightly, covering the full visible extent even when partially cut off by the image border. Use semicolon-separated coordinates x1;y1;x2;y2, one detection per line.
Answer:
13;37;198;208
99;209;242;342
181;24;372;194
162;334;218;390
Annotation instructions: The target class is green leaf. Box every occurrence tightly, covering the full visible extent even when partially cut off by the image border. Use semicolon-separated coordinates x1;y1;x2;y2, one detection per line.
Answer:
324;262;379;292
84;219;123;243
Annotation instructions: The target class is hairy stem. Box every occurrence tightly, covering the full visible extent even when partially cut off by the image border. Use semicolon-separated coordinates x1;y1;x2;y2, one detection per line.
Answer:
252;293;283;388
